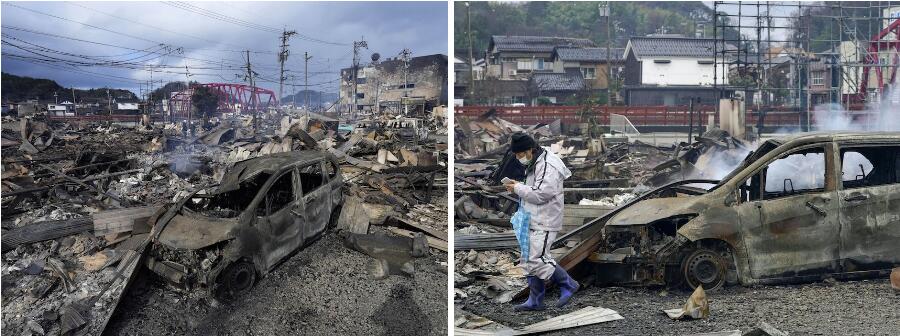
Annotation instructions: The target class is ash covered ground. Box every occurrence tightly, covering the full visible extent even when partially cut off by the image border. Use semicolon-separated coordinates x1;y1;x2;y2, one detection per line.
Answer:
460;278;900;335
107;228;448;336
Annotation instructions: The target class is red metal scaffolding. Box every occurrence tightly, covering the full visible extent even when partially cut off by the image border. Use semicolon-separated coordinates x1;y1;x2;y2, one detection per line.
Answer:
859;19;900;100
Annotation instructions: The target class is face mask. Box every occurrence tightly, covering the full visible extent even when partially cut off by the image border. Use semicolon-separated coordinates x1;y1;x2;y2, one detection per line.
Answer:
518;156;530;166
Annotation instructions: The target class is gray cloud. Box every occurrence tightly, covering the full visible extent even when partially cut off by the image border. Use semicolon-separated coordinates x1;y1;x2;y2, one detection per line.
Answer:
1;1;448;95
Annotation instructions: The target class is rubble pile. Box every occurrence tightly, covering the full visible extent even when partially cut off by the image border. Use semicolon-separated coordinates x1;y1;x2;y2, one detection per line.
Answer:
2;107;448;335
453;113;752;333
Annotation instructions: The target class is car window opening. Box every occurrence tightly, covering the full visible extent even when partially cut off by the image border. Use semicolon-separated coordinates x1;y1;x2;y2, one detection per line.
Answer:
763;148;825;200
841;146;900;189
186;172;272;218
259;171;294;217
300;163;325;194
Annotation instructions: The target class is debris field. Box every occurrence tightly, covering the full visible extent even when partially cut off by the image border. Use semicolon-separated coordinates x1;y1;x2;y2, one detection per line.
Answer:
452;111;899;335
1;107;449;335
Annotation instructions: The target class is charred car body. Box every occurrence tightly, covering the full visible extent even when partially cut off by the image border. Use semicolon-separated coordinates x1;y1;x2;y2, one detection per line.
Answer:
592;132;900;289
146;151;343;298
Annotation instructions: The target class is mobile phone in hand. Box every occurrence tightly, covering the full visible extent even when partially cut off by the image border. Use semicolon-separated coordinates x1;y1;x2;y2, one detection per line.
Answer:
501;177;515;185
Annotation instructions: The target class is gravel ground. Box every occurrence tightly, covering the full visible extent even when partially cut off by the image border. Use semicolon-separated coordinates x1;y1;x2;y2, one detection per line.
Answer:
461;279;900;335
106;230;448;336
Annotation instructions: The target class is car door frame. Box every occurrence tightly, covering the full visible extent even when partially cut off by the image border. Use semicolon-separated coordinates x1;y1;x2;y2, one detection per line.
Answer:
297;160;330;242
738;142;842;280
253;167;304;270
323;157;343;212
835;142;900;273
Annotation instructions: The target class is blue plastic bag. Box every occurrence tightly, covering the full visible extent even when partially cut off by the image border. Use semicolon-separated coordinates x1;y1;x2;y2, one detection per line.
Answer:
510;199;530;261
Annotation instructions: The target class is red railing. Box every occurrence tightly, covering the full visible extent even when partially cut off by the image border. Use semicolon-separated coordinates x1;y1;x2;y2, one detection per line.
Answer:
46;114;166;122
455;105;811;127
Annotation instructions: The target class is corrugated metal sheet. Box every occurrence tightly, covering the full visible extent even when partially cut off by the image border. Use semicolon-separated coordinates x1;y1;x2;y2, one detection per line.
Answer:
455;306;624;335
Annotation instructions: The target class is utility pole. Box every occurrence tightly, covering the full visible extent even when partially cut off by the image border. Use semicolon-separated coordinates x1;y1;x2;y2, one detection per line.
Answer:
148;67;154;116
245;50;257;134
400;48;411;115
351;39;368;120
185;65;192;130
688;97;695;145
600;2;612;108
106;89;111;116
278;29;298;109
291;74;296;109
54;91;58;104
466;2;474;98
305;51;313;110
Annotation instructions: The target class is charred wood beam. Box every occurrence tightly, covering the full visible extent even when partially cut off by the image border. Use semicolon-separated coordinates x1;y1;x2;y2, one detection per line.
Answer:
454;175;518;203
2;169;144;198
1;217;93;252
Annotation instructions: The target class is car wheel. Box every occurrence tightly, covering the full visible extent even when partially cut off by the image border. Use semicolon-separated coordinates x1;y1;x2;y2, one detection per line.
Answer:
681;248;727;290
216;260;257;300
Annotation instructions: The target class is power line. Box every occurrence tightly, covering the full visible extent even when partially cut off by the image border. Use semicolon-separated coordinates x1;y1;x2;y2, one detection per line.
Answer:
68;2;269;54
162;1;280;33
0;6;270;70
3;55;146;85
1;26;250;70
3;2;167;46
161;1;348;46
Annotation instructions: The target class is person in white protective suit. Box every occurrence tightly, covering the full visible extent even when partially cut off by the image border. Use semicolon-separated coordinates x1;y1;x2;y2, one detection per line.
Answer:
503;132;579;311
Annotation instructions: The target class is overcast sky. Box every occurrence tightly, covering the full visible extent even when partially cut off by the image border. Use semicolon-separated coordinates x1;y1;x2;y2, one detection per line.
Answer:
1;1;448;95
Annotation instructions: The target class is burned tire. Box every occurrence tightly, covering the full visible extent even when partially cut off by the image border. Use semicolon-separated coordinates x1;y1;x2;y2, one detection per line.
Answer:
681;248;727;290
216;260;256;300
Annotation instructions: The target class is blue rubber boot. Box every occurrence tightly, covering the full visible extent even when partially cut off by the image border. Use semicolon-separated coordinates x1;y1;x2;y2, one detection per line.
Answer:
513;276;546;311
551;266;579;308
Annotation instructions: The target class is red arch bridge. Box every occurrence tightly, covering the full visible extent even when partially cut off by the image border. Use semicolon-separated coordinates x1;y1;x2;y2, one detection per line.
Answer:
168;83;278;120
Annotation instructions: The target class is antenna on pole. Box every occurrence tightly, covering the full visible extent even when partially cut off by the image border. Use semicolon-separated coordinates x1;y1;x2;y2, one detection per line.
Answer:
278;28;298;111
351;38;368;120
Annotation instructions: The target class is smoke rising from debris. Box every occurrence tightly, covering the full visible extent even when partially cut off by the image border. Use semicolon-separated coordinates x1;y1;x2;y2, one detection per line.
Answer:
812;84;900;132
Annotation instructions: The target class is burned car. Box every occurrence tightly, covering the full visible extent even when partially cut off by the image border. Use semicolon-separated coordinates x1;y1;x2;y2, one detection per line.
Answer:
146;151;343;298
593;132;900;290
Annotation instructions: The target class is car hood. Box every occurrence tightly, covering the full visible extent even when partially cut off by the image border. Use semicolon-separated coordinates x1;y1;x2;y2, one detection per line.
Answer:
156;211;240;250
607;196;707;227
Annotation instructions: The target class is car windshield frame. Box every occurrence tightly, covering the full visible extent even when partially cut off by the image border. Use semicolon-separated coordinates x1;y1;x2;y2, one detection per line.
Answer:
711;139;781;190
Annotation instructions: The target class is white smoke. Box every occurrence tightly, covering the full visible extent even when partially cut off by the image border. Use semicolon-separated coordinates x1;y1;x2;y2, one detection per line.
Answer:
696;144;755;180
811;84;900;132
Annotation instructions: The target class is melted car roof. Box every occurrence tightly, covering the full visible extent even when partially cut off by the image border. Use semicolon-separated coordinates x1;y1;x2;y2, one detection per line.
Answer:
218;151;329;192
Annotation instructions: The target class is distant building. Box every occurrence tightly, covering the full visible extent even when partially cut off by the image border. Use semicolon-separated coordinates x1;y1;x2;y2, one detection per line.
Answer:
115;100;141;114
551;47;624;90
474;35;599;105
622;34;730;106
13;100;41;116
486;35;596;80
48;101;75;116
339;53;448;115
528;71;586;105
453;56;485;105
529;46;627;104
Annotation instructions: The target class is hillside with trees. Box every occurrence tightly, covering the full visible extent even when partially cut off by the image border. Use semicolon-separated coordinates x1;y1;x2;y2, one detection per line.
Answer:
455;1;739;57
1;73;137;102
